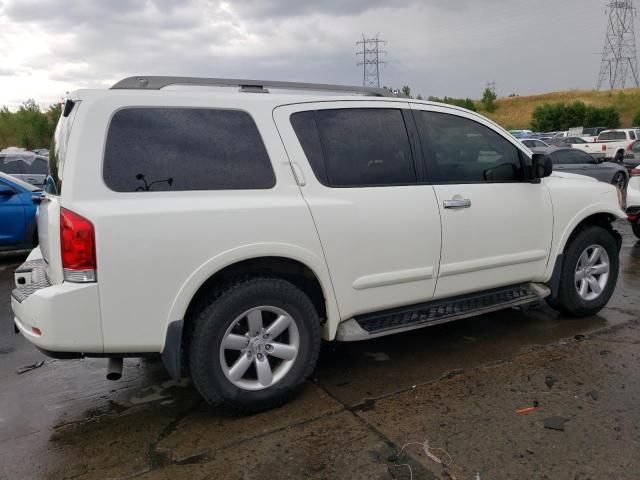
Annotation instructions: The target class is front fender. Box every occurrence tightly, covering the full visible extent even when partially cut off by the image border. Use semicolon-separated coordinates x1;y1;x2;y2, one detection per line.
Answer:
165;243;341;345
544;201;625;281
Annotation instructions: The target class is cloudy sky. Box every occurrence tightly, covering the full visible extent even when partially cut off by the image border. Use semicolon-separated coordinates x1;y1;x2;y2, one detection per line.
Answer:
0;0;618;107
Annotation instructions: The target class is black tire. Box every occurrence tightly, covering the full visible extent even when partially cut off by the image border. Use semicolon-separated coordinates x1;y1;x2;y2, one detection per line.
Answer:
547;226;619;317
611;172;627;192
632;220;640;239
187;277;321;412
615;151;624;164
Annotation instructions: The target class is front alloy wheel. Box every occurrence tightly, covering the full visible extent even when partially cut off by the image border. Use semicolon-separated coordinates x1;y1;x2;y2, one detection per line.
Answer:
574;245;610;301
547;225;619;317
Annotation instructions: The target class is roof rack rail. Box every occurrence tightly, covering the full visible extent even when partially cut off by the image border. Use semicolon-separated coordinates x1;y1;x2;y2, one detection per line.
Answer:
110;76;397;97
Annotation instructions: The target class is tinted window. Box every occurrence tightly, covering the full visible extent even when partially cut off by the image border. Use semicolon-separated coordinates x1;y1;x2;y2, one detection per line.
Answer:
290;112;329;185
104;108;275;192
632;141;640;152
630;131;637;140
48;100;79;195
551;150;591;165
418;111;524;182
291;108;416;187
599;131;626;141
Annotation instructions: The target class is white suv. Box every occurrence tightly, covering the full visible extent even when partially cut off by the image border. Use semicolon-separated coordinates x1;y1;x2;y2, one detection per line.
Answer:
11;76;625;411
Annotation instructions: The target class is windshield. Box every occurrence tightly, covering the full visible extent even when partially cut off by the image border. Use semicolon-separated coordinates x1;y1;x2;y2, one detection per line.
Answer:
47;100;79;195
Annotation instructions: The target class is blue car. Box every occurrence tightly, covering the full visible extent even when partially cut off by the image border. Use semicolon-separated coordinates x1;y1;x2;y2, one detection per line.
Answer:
0;172;41;251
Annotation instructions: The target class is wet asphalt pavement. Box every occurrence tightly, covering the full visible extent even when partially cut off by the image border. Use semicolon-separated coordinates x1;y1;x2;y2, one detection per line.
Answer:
1;222;639;479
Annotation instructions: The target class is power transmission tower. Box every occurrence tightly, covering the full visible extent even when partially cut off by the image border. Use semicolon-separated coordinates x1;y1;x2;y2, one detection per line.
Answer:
486;81;497;95
356;34;386;88
597;0;640;90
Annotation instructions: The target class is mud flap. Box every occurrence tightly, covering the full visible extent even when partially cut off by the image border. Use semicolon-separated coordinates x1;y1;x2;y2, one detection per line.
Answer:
161;320;183;381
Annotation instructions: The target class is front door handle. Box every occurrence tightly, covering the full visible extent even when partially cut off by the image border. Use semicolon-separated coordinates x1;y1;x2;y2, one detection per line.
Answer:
443;198;471;209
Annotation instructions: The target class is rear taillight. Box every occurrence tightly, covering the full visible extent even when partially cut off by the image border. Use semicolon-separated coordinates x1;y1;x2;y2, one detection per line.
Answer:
602;145;607;152
631;168;640;177
60;208;96;282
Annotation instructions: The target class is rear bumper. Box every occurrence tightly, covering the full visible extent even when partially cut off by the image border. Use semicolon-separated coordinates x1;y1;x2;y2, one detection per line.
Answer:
11;248;104;353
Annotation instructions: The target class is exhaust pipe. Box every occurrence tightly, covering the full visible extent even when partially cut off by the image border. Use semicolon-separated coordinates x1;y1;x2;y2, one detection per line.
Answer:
106;357;123;381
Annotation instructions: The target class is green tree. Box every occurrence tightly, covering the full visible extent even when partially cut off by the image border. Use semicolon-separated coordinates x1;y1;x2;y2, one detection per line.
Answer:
428;96;477;112
481;87;497;112
633;111;640;127
531;101;620;131
0;100;61;150
401;85;412;98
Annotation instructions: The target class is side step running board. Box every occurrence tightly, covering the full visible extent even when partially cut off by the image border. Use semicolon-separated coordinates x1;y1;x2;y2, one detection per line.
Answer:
336;283;550;342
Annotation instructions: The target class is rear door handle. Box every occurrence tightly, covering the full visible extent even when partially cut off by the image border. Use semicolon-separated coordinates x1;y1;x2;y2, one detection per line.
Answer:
443;199;471;209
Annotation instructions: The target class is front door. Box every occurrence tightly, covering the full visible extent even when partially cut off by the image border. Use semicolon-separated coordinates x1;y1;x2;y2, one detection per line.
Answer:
410;104;553;299
274;102;442;319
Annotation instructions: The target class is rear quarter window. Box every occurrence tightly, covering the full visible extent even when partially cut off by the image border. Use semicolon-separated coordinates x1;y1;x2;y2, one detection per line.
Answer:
103;108;275;192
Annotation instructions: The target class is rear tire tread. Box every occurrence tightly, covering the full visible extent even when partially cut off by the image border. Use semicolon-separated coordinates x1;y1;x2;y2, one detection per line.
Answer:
187;276;321;413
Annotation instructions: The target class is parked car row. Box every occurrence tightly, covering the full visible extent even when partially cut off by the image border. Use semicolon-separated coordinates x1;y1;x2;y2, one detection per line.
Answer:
529;146;628;192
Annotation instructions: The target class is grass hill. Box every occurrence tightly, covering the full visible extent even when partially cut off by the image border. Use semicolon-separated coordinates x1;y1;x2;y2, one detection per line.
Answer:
475;87;640;130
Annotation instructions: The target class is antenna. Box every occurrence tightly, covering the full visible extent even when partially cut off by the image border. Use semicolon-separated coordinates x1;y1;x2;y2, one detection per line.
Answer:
356;34;386;88
597;0;640;89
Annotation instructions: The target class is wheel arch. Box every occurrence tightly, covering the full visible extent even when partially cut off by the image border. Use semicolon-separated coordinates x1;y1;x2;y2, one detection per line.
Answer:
546;207;623;287
558;210;623;256
166;245;340;344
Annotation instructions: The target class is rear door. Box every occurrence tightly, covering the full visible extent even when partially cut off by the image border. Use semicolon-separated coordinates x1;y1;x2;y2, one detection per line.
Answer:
274;102;442;319
410;104;553;298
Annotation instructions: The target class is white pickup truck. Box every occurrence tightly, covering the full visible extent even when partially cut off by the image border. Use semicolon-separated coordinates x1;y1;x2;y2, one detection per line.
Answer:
582;129;640;163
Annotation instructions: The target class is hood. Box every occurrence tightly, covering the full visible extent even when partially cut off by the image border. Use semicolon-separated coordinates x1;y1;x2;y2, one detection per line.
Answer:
549;171;598;182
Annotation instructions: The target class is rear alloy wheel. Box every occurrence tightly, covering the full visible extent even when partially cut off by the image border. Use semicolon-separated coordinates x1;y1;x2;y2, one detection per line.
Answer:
188;277;321;412
611;172;627;192
547;225;619;317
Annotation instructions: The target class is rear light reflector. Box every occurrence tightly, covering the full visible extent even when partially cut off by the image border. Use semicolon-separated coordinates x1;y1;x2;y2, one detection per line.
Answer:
60;208;96;283
602;145;607;152
31;327;41;336
631;168;640;177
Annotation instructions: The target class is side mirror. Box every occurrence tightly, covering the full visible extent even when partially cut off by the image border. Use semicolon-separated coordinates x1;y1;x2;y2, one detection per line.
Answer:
0;184;15;197
531;153;553;181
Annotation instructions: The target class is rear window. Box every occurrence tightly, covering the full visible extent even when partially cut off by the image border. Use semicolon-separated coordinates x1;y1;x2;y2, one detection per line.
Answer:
598;131;626;141
103;108;275;192
47;100;79;195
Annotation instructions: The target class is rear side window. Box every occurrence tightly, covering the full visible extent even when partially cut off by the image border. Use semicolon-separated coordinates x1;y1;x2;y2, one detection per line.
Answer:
291;108;416;187
103;108;275;192
417;111;524;183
